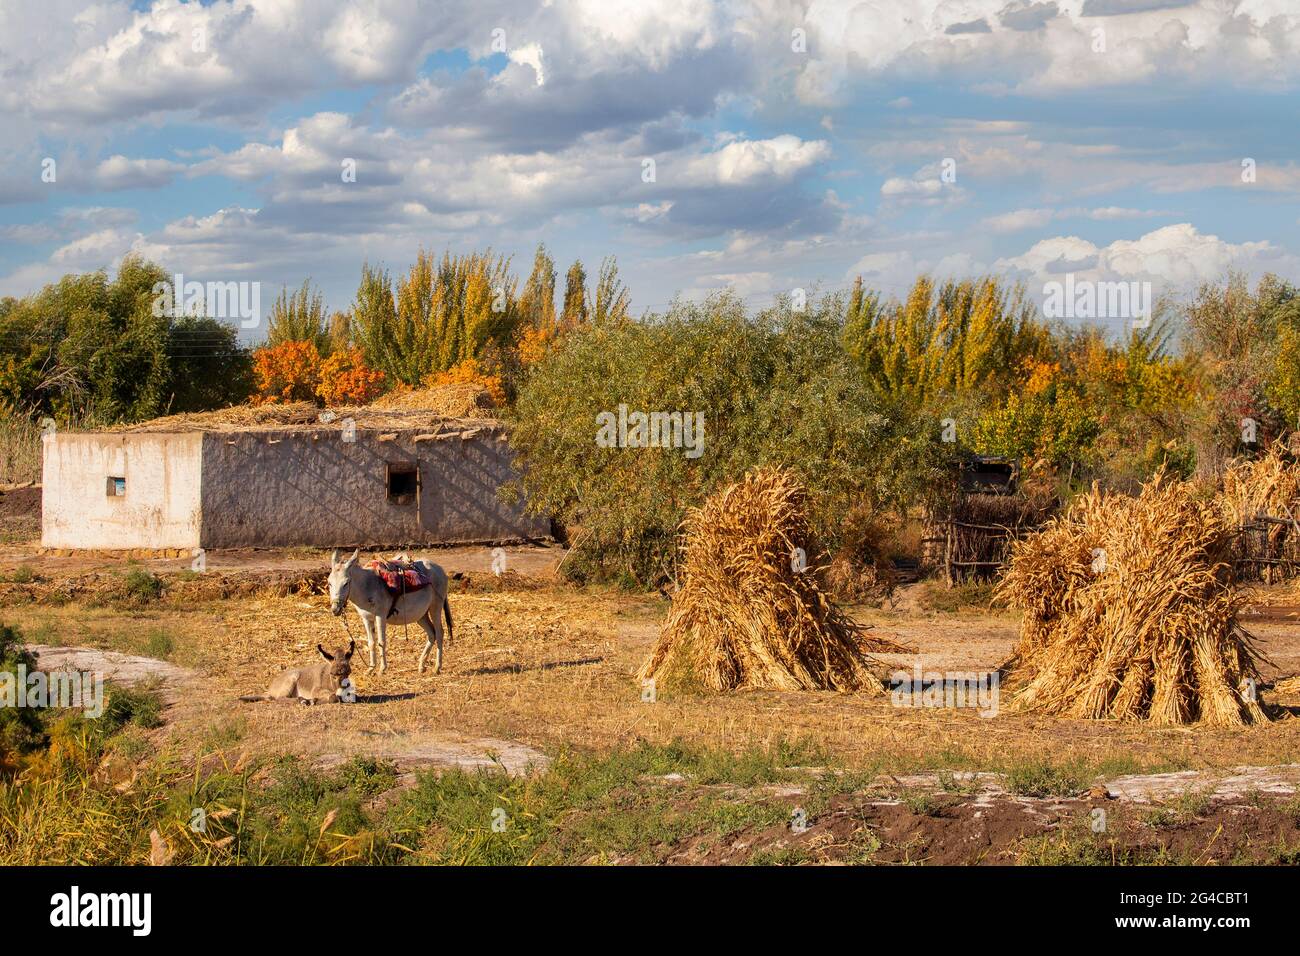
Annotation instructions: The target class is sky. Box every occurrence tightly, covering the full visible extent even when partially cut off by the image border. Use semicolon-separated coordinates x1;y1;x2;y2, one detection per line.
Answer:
1;0;1298;338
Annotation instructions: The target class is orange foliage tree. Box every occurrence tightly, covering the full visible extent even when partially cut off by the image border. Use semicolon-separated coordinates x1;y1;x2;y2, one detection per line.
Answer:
317;347;386;406
516;324;561;367
251;340;321;404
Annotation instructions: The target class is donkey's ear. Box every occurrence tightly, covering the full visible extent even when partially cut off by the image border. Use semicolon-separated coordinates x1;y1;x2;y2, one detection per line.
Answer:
317;644;334;661
345;547;360;567
330;548;341;567
345;640;355;660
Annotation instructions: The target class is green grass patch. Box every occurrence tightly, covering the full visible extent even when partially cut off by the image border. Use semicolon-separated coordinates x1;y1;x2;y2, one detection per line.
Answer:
120;569;164;603
1002;758;1088;798
915;579;997;614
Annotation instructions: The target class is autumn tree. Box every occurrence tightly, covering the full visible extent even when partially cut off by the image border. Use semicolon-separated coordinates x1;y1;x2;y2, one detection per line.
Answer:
267;280;330;355
561;260;588;327
518;244;557;333
251;340;321;404
317;346;385;405
591;256;631;326
350;252;518;387
842;275;1049;410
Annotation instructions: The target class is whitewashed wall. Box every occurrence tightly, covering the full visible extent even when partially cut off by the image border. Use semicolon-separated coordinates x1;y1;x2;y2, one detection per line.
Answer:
40;432;203;549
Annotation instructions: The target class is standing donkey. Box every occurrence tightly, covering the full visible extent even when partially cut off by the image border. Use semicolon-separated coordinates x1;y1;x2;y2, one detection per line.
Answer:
327;548;452;674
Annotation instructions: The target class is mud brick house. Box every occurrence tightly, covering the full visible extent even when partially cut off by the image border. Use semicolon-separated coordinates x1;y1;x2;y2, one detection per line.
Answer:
41;403;548;551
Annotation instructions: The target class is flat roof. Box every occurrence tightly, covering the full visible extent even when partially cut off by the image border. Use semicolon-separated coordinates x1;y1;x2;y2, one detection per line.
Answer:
93;401;502;436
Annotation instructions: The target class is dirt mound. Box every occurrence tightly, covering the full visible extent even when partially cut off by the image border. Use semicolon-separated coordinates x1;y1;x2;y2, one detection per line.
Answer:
451;569;548;593
29;644;197;689
0;484;40;543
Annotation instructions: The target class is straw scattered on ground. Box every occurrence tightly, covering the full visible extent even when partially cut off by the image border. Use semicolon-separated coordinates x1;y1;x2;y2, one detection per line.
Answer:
998;474;1269;727
638;468;910;694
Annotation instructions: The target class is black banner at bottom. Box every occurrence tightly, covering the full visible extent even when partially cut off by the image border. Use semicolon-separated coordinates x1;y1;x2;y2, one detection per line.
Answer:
2;865;1279;942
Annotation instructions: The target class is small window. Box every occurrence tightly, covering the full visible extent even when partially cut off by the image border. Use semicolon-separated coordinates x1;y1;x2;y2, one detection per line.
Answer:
106;476;126;497
386;462;418;504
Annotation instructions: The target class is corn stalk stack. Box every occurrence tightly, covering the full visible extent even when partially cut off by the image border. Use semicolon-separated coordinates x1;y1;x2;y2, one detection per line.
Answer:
638;468;910;694
998;474;1269;727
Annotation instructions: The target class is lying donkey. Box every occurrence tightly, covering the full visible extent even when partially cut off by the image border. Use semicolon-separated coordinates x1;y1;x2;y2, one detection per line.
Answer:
240;642;355;705
328;549;452;675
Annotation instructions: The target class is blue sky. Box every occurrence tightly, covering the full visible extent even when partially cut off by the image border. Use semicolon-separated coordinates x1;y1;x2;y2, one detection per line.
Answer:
1;0;1298;339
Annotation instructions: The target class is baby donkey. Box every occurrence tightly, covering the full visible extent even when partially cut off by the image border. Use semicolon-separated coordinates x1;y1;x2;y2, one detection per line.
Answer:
241;641;356;705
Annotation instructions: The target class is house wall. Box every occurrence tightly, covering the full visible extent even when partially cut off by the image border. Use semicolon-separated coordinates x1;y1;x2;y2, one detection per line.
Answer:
197;428;549;548
40;432;203;549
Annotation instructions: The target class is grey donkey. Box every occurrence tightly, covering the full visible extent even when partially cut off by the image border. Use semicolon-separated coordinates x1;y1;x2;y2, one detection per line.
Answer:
327;548;452;674
240;642;355;705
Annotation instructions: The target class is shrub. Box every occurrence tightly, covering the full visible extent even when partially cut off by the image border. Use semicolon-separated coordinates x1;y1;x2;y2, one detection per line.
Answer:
121;568;163;602
0;623;43;776
507;293;944;586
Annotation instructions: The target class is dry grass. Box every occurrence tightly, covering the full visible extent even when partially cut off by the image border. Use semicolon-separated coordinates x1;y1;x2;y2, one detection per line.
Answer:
999;474;1268;727
369;382;496;418
5;574;1300;780
101;399;499;434
0;567;330;611
0;411;42;485
638;468;910;694
1274;675;1300;695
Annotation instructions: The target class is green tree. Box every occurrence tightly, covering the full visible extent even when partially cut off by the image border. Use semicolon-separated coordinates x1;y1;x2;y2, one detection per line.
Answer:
591;256;631;327
1184;272;1300;452
507;292;941;586
0;255;252;426
350;251;519;386
561;260;588;327
266;280;329;355
518;244;557;332
843;274;1048;410
166;316;254;413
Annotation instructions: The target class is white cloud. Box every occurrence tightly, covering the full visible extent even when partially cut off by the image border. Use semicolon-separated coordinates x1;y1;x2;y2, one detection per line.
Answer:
995;223;1291;291
686;135;831;187
982;207;1055;232
780;0;1300;101
93;155;185;191
509;43;546;86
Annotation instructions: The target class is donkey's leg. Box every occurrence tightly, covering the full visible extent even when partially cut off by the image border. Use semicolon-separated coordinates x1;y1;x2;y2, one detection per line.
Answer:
416;611;439;674
376;615;388;674
359;612;377;672
433;600;444;673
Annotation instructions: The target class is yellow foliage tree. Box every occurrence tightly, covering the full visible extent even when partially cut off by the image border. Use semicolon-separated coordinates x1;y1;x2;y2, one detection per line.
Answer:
842;275;1049;408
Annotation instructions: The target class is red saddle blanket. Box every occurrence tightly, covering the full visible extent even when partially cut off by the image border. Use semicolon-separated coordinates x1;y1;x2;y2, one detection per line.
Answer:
366;560;433;596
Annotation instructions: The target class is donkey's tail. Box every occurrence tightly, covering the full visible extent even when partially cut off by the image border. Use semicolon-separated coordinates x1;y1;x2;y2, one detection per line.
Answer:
239;695;267;703
443;597;454;644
